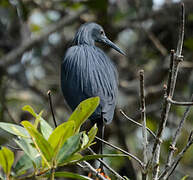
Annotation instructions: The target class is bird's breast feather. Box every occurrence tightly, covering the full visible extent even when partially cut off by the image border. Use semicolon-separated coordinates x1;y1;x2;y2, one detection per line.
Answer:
62;45;118;105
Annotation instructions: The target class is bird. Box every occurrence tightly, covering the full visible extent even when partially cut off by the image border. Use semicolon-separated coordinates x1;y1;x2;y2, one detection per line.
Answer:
61;22;125;169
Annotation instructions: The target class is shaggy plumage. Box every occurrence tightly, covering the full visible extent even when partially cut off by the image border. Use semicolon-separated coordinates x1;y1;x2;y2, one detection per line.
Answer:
61;22;124;125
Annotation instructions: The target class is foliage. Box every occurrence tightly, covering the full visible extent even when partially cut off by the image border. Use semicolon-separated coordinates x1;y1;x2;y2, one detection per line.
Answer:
0;97;126;179
1;0;193;179
0;147;14;178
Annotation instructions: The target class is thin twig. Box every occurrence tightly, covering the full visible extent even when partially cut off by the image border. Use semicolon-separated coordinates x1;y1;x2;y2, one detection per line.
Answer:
152;50;174;156
139;70;148;180
152;4;185;179
95;136;144;168
88;147;125;180
159;95;193;179
47;90;57;128
167;97;193;106
114;110;137;179
176;3;185;56
120;109;156;138
158;131;193;180
167;132;193;179
152;51;174;180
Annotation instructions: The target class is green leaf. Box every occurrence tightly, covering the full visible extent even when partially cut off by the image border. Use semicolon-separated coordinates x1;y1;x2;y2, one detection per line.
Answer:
14;154;33;175
56;133;81;165
48;121;75;157
40;117;53;140
0;122;29;138
181;175;189;180
0;147;14;175
68;97;100;132
21;121;53;165
58;153;82;166
84;124;98;149
81;132;89;148
45;171;93;180
22;105;49;130
22;105;37;118
14;138;39;163
34;111;43;128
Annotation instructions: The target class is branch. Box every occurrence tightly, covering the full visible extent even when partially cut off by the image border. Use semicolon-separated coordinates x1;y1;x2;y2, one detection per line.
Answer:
152;4;185;179
158;131;193;180
120;110;156;138
87;147;125;180
114;110;137;179
47;90;57;128
0;8;87;68
139;70;148;180
167;97;193;106
159;95;193;179
176;3;185;56
95;136;144;168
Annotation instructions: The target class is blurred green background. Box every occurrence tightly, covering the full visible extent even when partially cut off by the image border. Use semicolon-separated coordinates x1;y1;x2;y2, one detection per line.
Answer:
0;0;193;179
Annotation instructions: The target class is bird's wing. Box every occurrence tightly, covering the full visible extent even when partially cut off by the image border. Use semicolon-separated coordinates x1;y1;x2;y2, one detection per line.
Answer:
61;45;118;122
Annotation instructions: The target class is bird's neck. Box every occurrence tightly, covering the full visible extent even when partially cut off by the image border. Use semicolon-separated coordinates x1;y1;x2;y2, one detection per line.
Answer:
73;26;95;46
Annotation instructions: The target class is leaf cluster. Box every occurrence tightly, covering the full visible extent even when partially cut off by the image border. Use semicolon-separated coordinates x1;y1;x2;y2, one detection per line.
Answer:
0;97;105;180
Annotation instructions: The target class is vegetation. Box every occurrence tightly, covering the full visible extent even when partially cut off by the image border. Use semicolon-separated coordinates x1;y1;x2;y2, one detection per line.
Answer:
0;0;193;179
0;97;127;179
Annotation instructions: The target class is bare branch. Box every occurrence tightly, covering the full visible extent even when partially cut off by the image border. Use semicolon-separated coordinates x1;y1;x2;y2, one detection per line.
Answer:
47;90;57;128
0;8;87;68
159;95;193;179
152;50;174;156
167;97;193;106
95;136;144;168
139;70;148;179
176;3;185;56
152;52;178;180
151;53;174;180
152;4;185;179
120;110;156;138
87;147;125;180
158;131;193;180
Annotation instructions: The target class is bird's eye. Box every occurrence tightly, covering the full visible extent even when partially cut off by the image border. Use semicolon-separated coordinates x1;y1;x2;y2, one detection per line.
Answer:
100;30;104;35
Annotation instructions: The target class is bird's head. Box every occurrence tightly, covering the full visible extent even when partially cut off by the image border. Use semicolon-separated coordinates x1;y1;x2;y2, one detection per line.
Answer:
73;22;125;55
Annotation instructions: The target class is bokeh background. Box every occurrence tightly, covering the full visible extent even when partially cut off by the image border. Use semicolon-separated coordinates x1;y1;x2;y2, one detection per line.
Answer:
0;0;193;179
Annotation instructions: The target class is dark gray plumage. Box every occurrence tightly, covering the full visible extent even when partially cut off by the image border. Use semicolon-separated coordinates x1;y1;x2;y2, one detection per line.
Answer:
61;22;125;125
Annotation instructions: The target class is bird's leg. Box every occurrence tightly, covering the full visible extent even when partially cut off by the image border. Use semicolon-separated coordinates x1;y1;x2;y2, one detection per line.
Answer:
99;112;105;172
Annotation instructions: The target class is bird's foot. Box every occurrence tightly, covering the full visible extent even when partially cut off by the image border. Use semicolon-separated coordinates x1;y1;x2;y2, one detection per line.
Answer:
88;168;111;180
96;168;111;180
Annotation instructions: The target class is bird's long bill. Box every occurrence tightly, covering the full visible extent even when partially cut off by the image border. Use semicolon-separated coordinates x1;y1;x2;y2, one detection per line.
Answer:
102;37;126;56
